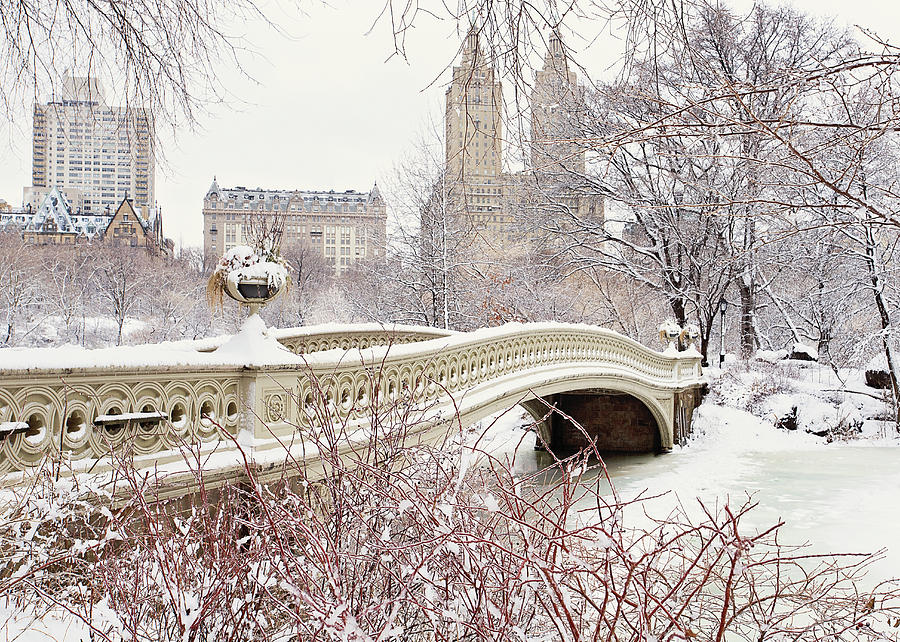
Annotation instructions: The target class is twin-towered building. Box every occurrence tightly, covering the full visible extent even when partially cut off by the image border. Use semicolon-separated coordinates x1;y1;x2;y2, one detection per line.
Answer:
201;29;596;269
443;29;601;243
201;181;386;276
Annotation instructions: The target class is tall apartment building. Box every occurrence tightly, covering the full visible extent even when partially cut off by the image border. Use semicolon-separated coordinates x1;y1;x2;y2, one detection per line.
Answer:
442;30;601;244
202;181;386;277
528;32;602;222
31;76;155;215
444;29;507;235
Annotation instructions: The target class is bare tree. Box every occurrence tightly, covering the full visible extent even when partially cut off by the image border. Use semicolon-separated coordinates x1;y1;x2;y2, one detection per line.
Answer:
40;245;95;344
528;3;858;362
95;249;152;345
0;232;40;345
280;239;331;326
357;132;489;330
0;0;268;129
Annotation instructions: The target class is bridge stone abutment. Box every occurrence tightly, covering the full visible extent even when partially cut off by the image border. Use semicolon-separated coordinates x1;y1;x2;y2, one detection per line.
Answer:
672;386;705;446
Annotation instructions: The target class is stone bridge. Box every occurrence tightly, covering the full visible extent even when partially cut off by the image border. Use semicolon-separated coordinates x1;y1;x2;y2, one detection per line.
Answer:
0;322;704;487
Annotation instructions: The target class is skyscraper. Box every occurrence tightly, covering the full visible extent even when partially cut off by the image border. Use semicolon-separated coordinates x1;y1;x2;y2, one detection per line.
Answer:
528;31;600;223
444;29;507;233
441;29;600;245
31;76;155;215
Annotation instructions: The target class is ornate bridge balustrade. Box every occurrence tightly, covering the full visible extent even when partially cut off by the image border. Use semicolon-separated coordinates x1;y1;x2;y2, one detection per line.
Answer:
266;324;704;473
0;322;703;482
0;323;451;477
0;366;243;475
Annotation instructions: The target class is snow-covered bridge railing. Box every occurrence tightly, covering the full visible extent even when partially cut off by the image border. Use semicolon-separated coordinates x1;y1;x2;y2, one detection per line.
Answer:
0;323;451;476
178;322;455;354
0;322;703;483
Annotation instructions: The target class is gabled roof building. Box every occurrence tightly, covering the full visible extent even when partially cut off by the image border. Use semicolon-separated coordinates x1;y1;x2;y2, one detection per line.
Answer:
2;188;169;253
104;196;168;253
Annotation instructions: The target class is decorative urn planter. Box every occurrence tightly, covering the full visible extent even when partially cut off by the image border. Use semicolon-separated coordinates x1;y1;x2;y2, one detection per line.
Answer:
224;270;286;305
658;320;682;350
680;324;701;351
208;245;290;314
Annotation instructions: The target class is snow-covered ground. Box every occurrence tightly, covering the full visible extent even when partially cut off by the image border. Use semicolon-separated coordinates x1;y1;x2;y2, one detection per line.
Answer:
474;357;900;581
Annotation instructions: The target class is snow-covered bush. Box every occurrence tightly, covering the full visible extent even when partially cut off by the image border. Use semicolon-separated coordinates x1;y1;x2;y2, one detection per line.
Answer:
710;359;888;442
2;373;900;640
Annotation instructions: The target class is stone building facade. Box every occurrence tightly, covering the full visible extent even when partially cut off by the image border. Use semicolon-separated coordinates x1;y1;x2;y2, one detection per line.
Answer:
444;30;507;236
202;181;386;276
103;198;168;253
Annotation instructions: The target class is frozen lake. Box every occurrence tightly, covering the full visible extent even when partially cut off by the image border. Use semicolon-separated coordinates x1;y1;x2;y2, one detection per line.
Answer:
483;403;900;581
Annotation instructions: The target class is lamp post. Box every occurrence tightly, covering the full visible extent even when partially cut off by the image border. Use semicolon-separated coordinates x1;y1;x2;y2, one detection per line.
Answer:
719;299;728;367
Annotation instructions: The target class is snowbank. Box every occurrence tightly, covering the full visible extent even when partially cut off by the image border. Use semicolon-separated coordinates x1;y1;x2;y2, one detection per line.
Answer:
706;359;896;443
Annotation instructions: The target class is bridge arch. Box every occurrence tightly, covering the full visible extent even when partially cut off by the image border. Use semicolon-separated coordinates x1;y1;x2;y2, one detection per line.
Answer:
449;369;675;454
523;391;663;454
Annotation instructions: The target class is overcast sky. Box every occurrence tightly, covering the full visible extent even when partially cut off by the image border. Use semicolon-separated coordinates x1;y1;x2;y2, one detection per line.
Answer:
0;0;897;250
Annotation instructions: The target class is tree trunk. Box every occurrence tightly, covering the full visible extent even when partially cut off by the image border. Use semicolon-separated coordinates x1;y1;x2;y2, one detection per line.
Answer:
738;276;757;359
864;223;900;428
669;297;687;326
700;321;713;366
817;327;831;363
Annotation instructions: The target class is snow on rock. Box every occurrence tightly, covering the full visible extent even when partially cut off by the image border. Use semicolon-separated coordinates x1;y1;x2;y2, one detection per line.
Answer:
707;360;891;443
866;352;890;371
863;351;894;389
788;342;818;362
759;392;858;434
755;349;787;363
690;403;826;453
